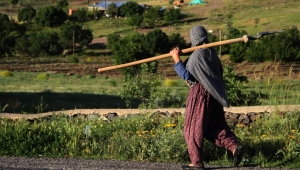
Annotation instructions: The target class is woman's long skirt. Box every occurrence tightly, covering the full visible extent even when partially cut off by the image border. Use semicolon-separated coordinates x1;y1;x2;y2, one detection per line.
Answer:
184;83;238;167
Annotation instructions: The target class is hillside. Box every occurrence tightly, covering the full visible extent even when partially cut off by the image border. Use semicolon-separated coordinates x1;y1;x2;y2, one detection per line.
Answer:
0;0;300;80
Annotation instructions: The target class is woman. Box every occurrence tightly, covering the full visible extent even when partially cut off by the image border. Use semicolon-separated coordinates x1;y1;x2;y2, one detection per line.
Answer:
170;25;243;170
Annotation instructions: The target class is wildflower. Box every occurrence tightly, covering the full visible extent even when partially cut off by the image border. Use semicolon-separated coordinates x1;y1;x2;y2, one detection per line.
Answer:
262;134;267;138
291;129;296;133
236;124;245;128
142;130;149;134
289;135;296;139
165;123;176;127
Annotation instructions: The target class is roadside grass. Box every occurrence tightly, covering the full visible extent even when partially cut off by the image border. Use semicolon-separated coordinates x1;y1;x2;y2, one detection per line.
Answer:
0;109;299;167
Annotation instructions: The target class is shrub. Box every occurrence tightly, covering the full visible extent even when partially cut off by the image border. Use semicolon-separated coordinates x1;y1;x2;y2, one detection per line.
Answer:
164;79;178;87
67;56;79;63
121;63;184;108
223;65;265;106
0;70;13;77
36;73;49;80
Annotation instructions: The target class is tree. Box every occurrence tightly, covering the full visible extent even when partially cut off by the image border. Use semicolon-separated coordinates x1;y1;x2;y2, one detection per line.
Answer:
163;7;181;25
10;0;18;5
0;13;9;23
34;6;67;27
168;33;187;50
108;32;151;76
0;15;26;57
106;2;118;18
59;22;93;49
86;7;101;20
32;31;63;57
18;5;36;23
126;14;143;29
145;28;169;54
225;27;247;57
74;7;89;22
229;43;248;63
16;31;63;57
120;1;144;17
57;0;68;9
77;28;93;47
107;33;121;49
260;26;300;62
142;6;164;26
15;34;31;57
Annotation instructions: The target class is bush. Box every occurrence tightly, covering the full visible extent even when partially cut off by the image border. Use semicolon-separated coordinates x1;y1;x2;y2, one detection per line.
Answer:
36;73;49;80
121;63;184;108
223;65;264;106
164;79;178;87
0;70;13;77
67;56;79;63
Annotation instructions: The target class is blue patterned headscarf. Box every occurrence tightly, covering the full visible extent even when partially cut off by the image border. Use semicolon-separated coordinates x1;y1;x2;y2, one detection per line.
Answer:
186;26;230;108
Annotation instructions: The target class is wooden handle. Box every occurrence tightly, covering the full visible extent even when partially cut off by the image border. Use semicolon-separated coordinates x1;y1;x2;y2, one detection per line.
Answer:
98;35;248;72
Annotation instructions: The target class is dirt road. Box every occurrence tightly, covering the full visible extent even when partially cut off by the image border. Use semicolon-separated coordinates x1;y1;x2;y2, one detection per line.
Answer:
0;156;294;170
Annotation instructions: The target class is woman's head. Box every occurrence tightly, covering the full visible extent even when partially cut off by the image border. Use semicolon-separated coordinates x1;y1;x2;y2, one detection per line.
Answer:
190;25;209;47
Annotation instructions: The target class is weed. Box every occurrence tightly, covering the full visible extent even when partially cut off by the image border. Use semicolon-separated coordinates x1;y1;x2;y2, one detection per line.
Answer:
36;73;49;80
0;70;13;77
164;79;179;87
35;96;48;113
0;104;8;112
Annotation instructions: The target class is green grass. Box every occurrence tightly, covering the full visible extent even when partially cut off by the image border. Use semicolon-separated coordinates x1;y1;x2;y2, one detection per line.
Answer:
0;71;189;113
1;0;300;41
0;110;299;167
1;71;300;113
0;72;120;93
246;79;300;105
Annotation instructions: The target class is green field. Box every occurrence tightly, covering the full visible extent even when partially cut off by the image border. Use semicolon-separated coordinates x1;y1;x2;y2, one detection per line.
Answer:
1;70;300;113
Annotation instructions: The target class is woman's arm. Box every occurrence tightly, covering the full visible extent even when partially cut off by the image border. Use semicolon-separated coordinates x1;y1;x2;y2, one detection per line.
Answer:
170;47;191;80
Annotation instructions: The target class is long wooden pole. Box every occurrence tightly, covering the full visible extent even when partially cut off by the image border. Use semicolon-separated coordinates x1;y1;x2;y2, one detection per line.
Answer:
98;35;249;73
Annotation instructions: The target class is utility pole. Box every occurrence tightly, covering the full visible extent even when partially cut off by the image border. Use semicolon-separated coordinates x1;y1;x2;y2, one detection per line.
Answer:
73;31;75;56
105;0;106;16
219;29;222;58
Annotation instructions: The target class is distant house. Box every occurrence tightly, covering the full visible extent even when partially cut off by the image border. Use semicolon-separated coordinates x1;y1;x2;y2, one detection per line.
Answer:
68;8;78;16
88;1;127;17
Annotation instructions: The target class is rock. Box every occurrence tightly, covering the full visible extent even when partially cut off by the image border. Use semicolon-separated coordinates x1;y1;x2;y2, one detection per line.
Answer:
106;112;118;121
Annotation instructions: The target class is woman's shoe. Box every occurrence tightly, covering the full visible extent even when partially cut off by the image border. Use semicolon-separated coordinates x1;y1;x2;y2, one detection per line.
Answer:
181;165;205;170
233;145;244;167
